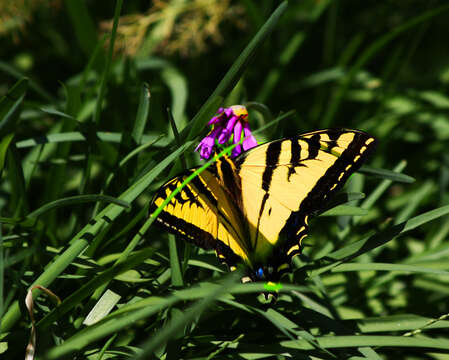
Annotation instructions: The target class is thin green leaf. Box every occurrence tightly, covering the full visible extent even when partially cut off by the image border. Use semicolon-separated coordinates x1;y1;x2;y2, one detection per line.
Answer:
280;335;449;351
360;166;415;183
0;78;28;137
331;262;449;276
27;194;130;219
132;83;150;145
15;131;168;149
186;1;288;140
320;205;368;217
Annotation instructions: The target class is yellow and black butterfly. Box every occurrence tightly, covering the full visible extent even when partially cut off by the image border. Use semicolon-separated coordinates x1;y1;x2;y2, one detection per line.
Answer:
150;129;376;282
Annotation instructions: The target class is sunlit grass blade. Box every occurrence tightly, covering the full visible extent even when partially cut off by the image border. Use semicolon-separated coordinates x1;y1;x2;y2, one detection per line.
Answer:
351;314;449;333
280;335;449;351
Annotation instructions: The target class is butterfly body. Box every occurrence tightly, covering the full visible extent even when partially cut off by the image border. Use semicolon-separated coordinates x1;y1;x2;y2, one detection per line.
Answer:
150;129;376;282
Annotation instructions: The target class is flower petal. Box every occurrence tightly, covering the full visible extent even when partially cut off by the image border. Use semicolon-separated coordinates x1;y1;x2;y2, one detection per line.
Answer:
208;116;220;125
242;122;257;150
231;144;242;158
195;127;221;159
218;115;238;144
233;120;242;145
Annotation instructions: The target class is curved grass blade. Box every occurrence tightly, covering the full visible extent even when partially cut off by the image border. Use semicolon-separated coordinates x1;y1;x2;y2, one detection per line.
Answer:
27;195;130;219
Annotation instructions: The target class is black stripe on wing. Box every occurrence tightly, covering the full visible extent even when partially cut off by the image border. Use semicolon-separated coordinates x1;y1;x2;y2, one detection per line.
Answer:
254;141;282;250
216;156;241;200
155;210;241;267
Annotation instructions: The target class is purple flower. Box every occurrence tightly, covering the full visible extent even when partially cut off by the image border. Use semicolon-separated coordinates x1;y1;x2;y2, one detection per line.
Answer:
195;105;258;160
195;126;222;160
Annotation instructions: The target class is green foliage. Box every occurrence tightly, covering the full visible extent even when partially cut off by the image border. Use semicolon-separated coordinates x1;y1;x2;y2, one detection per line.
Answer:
1;1;449;359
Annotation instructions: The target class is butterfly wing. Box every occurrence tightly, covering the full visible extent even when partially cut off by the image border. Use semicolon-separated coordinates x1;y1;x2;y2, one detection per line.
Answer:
236;129;376;265
150;169;250;267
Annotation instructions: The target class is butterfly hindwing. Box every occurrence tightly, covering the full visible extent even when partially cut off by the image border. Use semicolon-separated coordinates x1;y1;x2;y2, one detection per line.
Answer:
236;129;376;263
150;169;249;267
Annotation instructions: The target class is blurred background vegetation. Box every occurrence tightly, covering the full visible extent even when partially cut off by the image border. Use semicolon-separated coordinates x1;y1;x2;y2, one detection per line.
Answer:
1;0;449;359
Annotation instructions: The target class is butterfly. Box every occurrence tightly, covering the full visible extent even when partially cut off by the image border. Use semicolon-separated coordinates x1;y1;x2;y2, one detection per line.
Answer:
150;129;376;282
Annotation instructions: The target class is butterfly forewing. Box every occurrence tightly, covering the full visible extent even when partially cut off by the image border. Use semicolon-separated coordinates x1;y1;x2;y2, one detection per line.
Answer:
236;129;376;262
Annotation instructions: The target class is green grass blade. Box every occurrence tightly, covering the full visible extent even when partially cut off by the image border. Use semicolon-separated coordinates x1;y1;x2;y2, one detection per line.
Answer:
331;262;449;276
64;0;98;56
26;194;130;219
320;205;368;217
161;67;188;130
0;134;14;174
256;32;306;103
0;78;28;137
360;166;415;183
15;131;167;149
394;181;434;224
0;226;3;323
0;62;53;101
92;0;123;125
186;1;288;140
131;83;151;145
349;314;449;333
280;335;449;351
